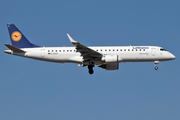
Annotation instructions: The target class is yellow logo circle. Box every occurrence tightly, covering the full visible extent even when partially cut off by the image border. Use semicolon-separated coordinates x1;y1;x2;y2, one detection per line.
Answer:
11;31;22;42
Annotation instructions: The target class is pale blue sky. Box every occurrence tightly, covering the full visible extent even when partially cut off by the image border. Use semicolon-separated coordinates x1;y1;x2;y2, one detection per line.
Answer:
0;0;180;120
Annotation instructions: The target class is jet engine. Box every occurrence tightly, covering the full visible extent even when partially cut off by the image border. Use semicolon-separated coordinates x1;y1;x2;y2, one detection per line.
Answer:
98;63;119;70
101;55;118;63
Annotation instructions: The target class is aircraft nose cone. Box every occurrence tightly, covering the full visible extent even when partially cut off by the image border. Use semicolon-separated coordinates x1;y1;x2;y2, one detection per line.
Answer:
169;53;176;59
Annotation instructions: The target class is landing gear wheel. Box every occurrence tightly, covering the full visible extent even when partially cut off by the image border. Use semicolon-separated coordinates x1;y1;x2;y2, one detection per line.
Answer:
89;69;94;74
88;65;94;75
155;66;158;70
154;61;159;71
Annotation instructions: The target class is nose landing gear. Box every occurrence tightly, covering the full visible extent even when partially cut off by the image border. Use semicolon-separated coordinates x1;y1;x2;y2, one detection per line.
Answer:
154;61;159;70
155;66;158;70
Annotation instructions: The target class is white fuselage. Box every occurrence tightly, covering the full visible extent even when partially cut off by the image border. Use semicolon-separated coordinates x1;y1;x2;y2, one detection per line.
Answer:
10;46;175;65
5;24;176;74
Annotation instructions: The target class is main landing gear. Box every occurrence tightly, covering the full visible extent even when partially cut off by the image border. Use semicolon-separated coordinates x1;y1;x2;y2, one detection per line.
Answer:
154;61;159;70
88;64;94;74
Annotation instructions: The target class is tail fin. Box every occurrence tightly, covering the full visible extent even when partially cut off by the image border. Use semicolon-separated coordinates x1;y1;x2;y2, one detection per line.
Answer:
7;24;39;48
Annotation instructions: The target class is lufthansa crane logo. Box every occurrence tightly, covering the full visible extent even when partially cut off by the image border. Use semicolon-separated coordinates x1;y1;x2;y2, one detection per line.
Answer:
11;31;22;42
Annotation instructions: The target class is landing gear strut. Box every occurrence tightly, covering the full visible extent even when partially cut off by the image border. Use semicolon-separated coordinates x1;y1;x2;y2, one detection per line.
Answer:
154;61;159;70
88;64;94;74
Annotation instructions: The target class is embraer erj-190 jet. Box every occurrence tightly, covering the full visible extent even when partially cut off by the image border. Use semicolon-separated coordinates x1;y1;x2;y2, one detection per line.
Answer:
5;24;175;74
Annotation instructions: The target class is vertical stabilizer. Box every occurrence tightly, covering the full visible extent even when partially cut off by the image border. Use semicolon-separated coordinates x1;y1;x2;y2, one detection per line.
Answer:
7;24;39;48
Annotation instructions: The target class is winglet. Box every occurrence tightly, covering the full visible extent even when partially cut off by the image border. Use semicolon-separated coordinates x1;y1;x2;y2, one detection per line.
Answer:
67;34;78;43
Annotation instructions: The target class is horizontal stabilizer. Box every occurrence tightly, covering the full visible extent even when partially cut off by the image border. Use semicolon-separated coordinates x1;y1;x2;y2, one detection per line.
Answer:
4;44;25;52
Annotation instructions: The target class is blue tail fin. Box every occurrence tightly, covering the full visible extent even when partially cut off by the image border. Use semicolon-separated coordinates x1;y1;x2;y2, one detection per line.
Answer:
7;24;39;48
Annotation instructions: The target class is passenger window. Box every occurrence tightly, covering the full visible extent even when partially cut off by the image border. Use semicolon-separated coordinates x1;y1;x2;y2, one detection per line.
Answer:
48;50;50;52
117;49;118;51
124;49;126;51
109;49;111;51
132;49;134;51
128;49;130;51
143;49;145;51
63;50;65;52
70;50;72;52
67;50;69;52
52;50;53;52
56;50;57;52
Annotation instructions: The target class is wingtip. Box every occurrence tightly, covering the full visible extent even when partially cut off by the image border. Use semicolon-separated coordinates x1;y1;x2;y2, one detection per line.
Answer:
67;33;78;43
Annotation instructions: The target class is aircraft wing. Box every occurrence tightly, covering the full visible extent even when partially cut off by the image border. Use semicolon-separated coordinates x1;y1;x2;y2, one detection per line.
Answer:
67;34;102;62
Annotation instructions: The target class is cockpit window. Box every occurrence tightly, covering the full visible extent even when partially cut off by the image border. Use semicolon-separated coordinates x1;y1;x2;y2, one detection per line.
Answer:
160;48;167;51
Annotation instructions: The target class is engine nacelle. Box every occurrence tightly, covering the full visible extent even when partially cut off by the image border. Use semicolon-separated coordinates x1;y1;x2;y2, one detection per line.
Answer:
101;55;118;63
98;63;119;70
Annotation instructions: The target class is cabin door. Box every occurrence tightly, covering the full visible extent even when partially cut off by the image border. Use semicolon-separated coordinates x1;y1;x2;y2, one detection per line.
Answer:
41;49;45;57
151;48;156;56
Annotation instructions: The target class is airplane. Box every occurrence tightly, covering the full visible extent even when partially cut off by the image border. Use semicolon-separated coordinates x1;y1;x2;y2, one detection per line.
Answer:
4;24;175;74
